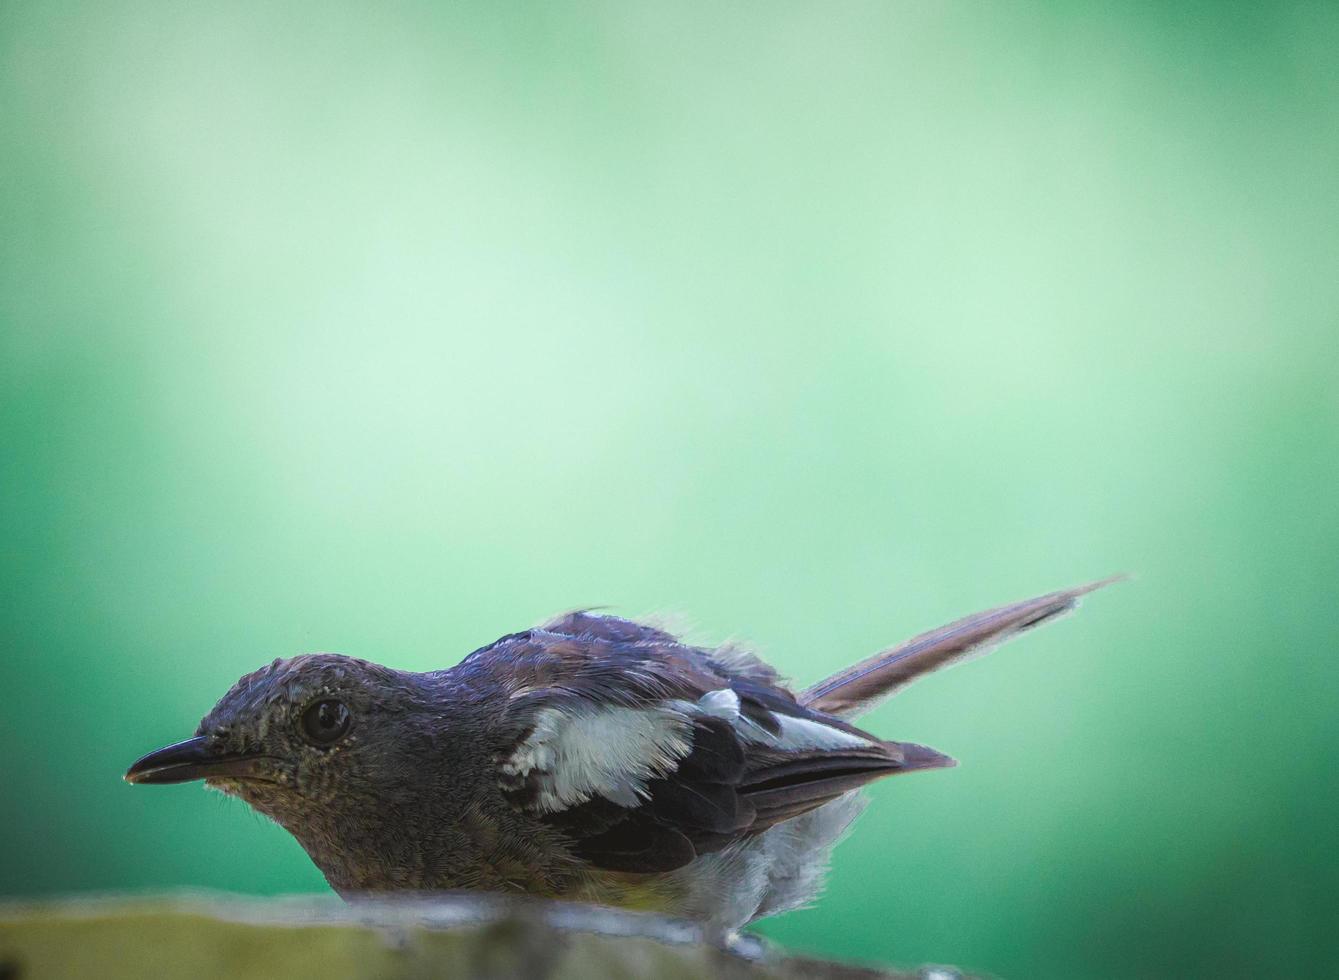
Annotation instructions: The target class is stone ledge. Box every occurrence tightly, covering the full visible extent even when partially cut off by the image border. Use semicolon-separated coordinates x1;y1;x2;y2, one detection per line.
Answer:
0;893;979;980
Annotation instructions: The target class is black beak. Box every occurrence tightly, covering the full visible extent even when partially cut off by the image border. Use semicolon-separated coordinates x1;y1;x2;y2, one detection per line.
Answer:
124;736;270;785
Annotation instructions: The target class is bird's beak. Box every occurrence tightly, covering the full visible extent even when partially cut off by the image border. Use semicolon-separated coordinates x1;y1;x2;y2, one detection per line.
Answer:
124;736;271;785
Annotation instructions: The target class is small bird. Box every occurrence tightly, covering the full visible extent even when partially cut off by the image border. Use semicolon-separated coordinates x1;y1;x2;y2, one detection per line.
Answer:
126;579;1114;933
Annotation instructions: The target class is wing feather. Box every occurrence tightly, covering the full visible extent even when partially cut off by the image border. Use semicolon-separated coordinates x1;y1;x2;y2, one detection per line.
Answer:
492;622;940;873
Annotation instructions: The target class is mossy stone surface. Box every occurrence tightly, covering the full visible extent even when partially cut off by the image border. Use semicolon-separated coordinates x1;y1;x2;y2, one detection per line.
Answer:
0;895;977;980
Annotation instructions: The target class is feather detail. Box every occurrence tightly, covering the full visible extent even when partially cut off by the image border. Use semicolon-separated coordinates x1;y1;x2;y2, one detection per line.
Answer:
484;582;1115;878
798;576;1123;718
500;703;693;811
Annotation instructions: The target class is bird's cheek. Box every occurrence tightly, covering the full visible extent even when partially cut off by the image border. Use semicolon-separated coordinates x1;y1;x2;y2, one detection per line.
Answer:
269;765;301;790
292;757;344;802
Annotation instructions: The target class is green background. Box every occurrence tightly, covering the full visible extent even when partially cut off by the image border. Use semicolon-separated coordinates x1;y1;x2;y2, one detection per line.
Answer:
3;3;1336;977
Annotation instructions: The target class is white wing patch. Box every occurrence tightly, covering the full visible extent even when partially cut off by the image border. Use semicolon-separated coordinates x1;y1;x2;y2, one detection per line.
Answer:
766;714;875;751
503;703;693;811
691;686;877;751
502;688;879;815
695;688;742;720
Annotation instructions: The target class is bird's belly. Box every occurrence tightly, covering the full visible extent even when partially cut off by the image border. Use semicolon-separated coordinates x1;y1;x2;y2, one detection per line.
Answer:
564;870;691;917
567;791;870;931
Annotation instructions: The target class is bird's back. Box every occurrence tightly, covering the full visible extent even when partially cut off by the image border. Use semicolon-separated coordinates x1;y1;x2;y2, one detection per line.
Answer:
452;610;952;930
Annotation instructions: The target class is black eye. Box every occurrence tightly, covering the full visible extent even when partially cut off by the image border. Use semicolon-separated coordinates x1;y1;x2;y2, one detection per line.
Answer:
300;699;351;746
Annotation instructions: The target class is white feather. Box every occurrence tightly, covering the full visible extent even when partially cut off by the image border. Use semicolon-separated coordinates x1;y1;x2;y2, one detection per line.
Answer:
510;704;693;812
665;791;868;929
695;688;741;720
767;714;875;751
691;686;876;751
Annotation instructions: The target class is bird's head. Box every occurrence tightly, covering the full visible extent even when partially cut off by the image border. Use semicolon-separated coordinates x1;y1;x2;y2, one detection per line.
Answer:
126;653;508;892
125;654;437;822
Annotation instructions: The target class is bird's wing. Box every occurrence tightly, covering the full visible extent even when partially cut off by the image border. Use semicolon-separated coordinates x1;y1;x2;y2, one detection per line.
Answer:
489;619;949;873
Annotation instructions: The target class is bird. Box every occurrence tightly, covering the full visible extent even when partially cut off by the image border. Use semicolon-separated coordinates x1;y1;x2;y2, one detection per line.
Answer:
125;578;1115;934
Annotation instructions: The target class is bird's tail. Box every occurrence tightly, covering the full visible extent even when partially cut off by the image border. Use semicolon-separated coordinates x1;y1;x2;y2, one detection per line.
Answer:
798;576;1122;720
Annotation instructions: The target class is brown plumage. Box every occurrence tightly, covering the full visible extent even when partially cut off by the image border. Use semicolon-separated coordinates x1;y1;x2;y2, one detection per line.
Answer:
124;578;1118;932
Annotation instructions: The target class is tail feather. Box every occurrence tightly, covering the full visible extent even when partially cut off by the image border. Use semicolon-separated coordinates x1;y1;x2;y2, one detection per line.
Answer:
799;576;1122;719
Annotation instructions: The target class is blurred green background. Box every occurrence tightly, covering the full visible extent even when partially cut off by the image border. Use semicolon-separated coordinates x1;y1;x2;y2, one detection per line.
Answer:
3;3;1337;977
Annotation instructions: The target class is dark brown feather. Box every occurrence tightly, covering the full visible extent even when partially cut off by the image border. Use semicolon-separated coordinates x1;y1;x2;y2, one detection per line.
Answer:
489;582;1114;876
489;622;953;874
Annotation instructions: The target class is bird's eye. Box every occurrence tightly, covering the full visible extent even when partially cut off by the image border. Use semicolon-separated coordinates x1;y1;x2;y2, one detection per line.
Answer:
300;699;352;746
